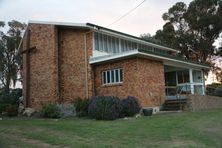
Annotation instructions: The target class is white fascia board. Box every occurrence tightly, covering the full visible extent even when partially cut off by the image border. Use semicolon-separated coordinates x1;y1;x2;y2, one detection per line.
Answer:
28;20;87;28
89;50;139;64
90;50;210;69
97;29;178;53
138;52;210;69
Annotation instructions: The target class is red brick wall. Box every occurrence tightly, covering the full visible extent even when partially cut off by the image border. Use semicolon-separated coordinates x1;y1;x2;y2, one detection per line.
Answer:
186;95;222;111
22;24;59;110
94;57;165;107
22;24;93;110
58;28;93;102
136;58;165;106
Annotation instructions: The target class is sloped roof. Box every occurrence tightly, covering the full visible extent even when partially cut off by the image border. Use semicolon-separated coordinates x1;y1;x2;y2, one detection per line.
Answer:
89;49;210;69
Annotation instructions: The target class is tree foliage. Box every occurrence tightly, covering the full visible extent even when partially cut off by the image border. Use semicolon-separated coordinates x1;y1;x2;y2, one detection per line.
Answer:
154;0;222;63
0;20;26;92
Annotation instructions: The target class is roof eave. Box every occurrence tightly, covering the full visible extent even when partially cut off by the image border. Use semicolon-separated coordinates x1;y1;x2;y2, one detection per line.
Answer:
28;20;88;28
89;51;210;69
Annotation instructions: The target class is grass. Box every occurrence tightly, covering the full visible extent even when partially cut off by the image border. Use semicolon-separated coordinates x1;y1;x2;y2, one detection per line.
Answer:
0;109;222;148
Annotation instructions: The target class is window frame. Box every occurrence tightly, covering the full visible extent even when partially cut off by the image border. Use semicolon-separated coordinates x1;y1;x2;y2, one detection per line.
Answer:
102;68;123;85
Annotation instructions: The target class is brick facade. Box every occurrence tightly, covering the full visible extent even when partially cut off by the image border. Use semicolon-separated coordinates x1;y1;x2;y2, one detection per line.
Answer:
22;23;165;110
185;95;222;111
58;28;93;102
22;24;59;110
22;24;93;110
94;57;165;107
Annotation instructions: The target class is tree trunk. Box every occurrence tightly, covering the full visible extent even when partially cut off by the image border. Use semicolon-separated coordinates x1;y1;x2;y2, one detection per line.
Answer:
4;74;10;93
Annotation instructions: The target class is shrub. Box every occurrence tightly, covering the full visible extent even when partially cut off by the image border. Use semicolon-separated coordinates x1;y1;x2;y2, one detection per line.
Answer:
88;96;122;120
206;83;222;96
215;86;222;97
121;96;141;117
0;89;22;105
0;89;22;116
58;103;76;118
5;104;18;116
41;103;61;118
73;97;89;117
0;103;8;114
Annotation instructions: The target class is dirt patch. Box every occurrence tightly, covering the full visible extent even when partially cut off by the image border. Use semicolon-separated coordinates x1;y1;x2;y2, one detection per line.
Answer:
203;127;222;137
0;133;69;148
156;139;205;148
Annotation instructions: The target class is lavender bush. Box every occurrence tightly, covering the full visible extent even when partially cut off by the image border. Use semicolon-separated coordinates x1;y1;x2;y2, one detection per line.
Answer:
121;96;141;117
88;96;122;120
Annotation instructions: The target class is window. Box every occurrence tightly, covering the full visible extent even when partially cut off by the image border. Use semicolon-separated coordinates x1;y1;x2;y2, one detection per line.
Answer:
93;32;168;55
94;32;120;53
102;68;123;85
194;85;203;95
165;72;177;86
177;70;189;84
193;70;202;83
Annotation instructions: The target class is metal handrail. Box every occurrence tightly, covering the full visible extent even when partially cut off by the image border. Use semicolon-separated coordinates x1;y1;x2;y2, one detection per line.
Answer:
177;84;190;110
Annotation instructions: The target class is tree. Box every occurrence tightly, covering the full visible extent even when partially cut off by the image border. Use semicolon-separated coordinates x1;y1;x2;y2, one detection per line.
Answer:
140;33;152;40
154;0;222;63
0;20;26;93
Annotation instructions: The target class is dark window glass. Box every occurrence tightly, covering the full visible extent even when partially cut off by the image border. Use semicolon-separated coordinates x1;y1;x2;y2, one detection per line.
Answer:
165;72;177;86
115;69;119;82
120;69;123;82
107;71;110;83
177;70;189;83
111;70;115;83
94;32;99;50
103;72;106;84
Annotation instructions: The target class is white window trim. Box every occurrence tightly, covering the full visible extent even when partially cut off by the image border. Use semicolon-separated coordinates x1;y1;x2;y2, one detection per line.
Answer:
102;68;123;85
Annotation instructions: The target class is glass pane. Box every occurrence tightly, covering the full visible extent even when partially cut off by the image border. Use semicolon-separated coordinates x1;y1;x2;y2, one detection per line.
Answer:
120;69;123;82
115;38;119;53
177;70;189;83
193;70;202;83
111;37;115;53
103;72;106;84
111;70;115;83
103;35;108;52
99;33;103;51
108;36;111;52
165;72;177;86
107;71;110;83
128;41;132;50
194;85;203;95
132;42;137;49
126;41;129;51
115;69;119;82
121;40;125;51
94;32;99;50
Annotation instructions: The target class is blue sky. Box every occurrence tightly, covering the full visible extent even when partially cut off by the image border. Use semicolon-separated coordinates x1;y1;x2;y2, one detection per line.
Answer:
0;0;192;36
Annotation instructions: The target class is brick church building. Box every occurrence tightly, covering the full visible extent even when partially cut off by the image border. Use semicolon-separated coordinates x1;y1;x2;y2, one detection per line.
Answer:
20;21;209;110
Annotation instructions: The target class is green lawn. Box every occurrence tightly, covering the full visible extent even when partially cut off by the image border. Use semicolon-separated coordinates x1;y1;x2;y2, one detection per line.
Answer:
0;109;222;148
